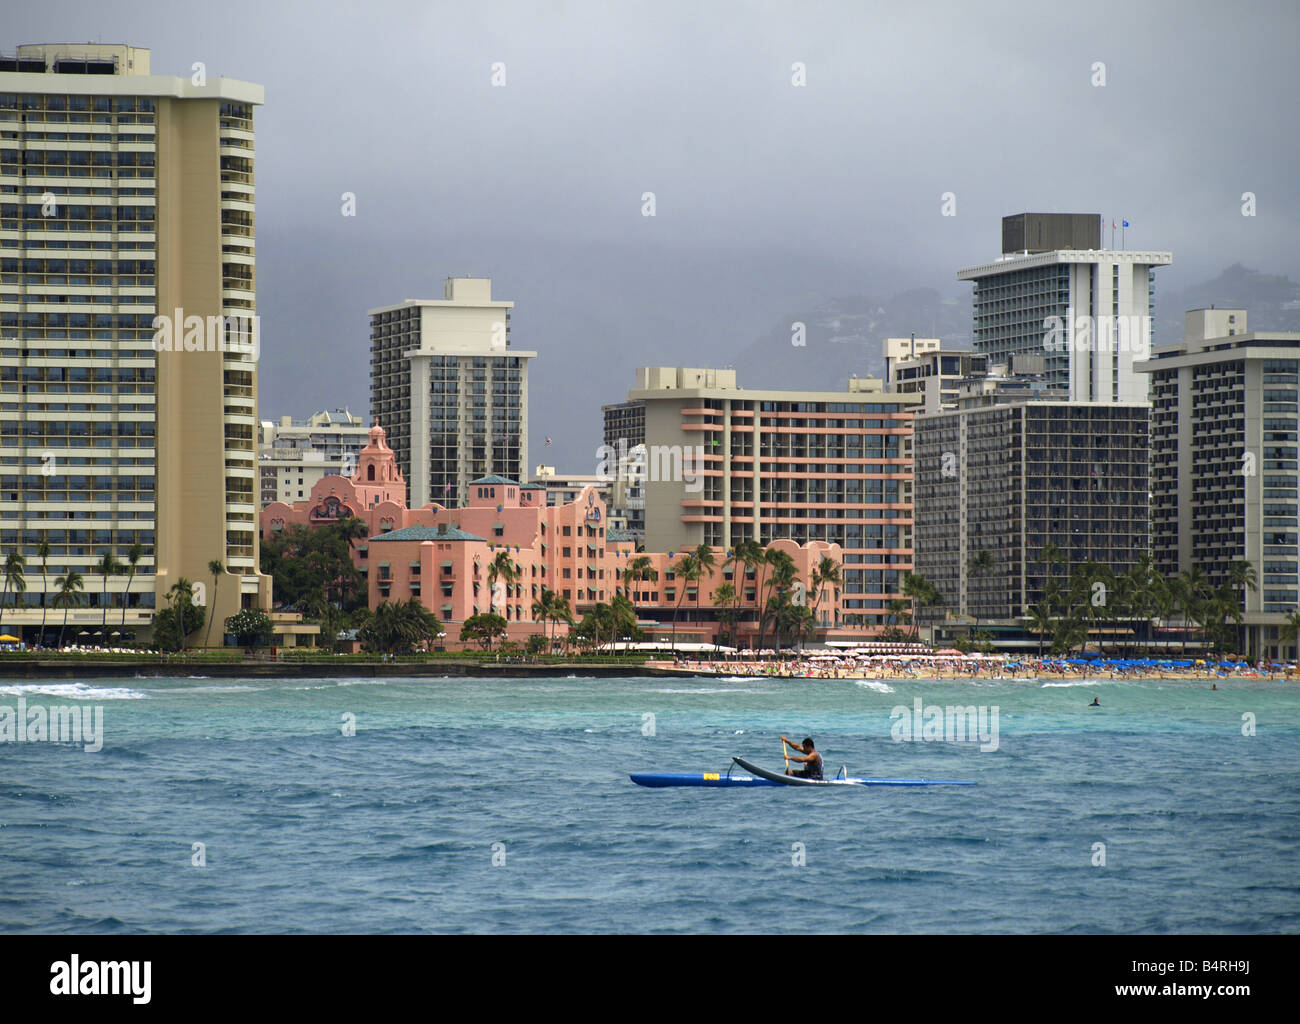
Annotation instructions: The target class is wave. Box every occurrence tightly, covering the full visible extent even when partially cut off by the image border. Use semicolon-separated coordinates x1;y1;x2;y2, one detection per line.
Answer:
1040;680;1107;688
0;682;146;700
167;684;260;694
854;680;896;693
649;687;770;695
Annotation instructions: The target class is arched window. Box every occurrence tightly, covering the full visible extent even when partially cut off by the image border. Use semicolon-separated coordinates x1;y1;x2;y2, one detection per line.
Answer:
367;465;375;481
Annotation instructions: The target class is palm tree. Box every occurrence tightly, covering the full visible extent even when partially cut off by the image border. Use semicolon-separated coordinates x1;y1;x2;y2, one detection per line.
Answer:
609;593;638;644
95;551;121;643
1038;541;1064;584
1209;583;1243;655
1227;560;1259;656
552;592;575;652
168;577;195;651
203;559;225;649
1285;609;1300;661
487;550;520;620
668;553;700;653
337;516;371;550
53;571;85;648
37;537;51;645
761;552;797;649
967;550;996;635
901;571;929;642
531;587;561;651
691;543;717;641
728;540;764;645
121;542;143;636
1028;599;1054;658
1178;568;1211;655
713;581;738;646
2;551;25;633
812;556;842;631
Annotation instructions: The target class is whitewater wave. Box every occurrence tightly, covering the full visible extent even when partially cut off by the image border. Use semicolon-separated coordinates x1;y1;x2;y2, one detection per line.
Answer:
0;682;146;700
1040;680;1107;688
854;679;895;694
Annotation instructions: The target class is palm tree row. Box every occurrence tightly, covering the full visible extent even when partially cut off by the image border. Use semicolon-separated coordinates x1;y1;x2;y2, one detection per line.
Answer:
1022;547;1258;657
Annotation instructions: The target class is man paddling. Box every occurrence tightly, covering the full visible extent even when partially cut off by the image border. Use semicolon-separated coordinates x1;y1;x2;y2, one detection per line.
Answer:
781;735;823;780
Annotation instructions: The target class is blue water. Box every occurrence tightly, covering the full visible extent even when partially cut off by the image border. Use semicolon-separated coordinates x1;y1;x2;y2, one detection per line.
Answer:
1;674;1297;933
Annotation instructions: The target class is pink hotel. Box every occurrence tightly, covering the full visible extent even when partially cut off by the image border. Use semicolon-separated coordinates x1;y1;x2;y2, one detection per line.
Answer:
260;424;843;646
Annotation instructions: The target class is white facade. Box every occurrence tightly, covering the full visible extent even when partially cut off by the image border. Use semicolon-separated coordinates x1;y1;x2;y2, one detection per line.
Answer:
369;278;536;508
958;250;1172;405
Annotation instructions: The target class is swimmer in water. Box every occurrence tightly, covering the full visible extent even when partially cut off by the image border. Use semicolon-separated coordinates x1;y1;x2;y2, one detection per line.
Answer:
1089;697;1100;707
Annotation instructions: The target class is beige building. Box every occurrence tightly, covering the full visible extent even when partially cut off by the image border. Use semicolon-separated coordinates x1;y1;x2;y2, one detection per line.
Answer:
369;277;536;509
1137;309;1300;658
884;337;989;414
259;408;370;505
0;43;270;643
627;367;921;629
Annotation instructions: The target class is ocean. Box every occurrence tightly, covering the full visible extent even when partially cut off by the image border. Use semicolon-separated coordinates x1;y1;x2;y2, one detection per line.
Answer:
1;673;1297;934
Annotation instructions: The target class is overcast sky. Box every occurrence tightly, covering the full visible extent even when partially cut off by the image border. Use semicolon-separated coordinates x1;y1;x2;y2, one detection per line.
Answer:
7;0;1299;467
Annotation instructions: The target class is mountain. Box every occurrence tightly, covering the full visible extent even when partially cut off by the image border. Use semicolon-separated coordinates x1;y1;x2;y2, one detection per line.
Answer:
1153;264;1300;345
727;287;972;391
727;266;1300;392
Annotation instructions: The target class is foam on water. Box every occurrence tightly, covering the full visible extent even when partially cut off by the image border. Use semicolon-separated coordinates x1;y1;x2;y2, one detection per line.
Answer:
0;682;146;700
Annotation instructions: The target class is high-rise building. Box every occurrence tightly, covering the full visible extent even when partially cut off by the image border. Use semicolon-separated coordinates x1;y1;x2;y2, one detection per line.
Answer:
958;213;1171;404
0;43;270;643
913;401;1150;623
258;408;370;505
1136;309;1300;658
601;399;646;541
883;338;988;413
627;366;920;629
369;277;535;509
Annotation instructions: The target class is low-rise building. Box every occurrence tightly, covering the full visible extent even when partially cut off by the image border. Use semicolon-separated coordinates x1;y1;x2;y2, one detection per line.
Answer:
261;424;842;648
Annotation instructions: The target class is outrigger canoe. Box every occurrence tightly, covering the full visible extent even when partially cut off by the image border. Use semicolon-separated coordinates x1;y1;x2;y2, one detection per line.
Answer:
629;757;975;788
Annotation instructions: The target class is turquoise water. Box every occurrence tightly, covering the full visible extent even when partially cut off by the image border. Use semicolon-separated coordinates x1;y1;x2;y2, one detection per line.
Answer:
1;674;1297;933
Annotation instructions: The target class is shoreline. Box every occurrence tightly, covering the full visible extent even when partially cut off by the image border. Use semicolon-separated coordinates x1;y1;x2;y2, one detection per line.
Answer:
0;657;1291;682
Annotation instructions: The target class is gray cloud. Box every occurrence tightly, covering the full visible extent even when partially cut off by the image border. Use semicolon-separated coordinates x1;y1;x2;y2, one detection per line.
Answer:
7;0;1298;468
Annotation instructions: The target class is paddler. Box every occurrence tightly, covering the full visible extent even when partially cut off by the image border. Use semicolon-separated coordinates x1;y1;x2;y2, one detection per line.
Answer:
781;735;823;780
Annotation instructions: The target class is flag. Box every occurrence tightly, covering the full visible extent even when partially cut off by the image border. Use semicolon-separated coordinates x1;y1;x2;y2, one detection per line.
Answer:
1112;221;1117;229
545;437;552;445
1122;220;1130;228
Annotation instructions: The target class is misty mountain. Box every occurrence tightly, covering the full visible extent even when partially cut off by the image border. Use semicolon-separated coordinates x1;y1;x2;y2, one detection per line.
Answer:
727;287;973;391
1153;264;1300;345
726;266;1300;394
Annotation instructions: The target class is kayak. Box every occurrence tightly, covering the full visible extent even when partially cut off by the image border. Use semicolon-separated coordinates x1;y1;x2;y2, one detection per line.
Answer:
629;759;976;788
629;771;778;788
731;757;976;788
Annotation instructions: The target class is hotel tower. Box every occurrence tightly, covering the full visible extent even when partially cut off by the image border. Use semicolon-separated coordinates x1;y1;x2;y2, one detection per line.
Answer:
0;43;270;642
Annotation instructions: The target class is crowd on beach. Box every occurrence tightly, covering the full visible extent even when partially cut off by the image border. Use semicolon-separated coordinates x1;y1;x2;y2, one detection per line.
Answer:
657;653;1297;681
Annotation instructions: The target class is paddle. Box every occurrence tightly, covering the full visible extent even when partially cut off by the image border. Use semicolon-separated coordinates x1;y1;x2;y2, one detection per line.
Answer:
781;738;790;774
